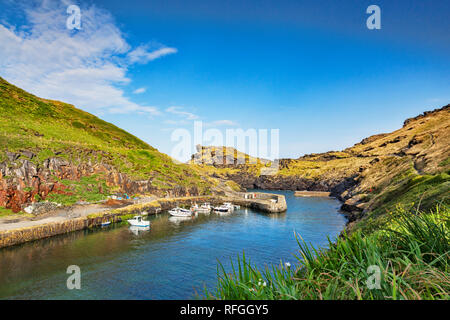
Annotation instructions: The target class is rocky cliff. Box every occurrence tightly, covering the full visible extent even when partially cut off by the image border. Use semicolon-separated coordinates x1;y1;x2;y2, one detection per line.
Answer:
0;155;209;212
192;104;450;230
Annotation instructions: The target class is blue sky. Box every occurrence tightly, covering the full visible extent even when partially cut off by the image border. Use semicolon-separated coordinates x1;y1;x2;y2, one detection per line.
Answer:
0;0;449;160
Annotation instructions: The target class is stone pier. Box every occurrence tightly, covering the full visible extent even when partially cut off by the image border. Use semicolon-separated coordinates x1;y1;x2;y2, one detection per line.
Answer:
229;192;287;213
294;190;331;197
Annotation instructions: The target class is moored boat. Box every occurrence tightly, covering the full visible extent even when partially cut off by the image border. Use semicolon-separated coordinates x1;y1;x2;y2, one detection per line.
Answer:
169;207;193;217
127;215;150;227
191;202;211;214
213;205;230;213
223;202;235;212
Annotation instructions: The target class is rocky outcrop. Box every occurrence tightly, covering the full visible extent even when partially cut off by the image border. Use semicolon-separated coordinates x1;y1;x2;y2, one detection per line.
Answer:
403;104;449;127
340;194;368;213
191;145;271;166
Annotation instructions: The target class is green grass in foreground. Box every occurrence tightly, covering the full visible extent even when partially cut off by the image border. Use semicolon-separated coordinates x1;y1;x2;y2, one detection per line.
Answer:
206;205;449;300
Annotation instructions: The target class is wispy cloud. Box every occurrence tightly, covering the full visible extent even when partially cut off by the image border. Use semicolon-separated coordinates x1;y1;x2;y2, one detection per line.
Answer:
166;106;199;120
0;0;176;117
133;87;146;94
127;45;177;64
163;105;238;128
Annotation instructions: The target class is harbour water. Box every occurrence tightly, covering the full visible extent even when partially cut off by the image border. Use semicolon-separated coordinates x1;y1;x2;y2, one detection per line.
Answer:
0;190;346;299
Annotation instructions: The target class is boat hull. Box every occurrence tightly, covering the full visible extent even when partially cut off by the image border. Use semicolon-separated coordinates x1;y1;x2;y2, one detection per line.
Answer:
213;207;230;213
194;208;211;214
127;220;150;227
169;212;192;217
169;208;193;217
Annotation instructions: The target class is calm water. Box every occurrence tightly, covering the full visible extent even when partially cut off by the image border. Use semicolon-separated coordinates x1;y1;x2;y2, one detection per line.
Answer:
0;190;346;299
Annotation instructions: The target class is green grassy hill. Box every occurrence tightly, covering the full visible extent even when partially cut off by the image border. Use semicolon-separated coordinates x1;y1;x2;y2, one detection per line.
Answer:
0;77;223;211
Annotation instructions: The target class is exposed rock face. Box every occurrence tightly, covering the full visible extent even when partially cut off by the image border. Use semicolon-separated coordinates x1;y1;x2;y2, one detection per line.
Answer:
403;104;449;127
0;153;201;213
191;145;271;166
340;194;368;213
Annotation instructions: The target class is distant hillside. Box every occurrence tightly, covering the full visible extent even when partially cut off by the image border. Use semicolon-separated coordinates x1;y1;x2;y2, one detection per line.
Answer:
193;104;450;232
0;77;232;212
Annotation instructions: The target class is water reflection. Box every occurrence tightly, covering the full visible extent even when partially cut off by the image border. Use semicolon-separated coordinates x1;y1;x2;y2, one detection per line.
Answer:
267;212;287;220
168;216;192;225
129;226;151;235
215;211;231;216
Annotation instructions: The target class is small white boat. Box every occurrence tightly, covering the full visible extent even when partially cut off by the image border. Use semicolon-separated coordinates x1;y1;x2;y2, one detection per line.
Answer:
101;221;111;227
127;215;150;227
202;202;212;210
169;207;193;217
213;205;230;214
191;202;211;214
223;202;235;212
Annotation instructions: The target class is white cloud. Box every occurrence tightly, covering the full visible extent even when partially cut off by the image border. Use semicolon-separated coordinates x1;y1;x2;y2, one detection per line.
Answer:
162;105;237;128
128;45;177;64
166;106;199;120
0;0;176;117
133;87;146;94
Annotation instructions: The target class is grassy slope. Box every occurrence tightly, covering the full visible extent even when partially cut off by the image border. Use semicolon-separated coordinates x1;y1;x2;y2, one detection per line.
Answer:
0;77;216;200
345;106;450;232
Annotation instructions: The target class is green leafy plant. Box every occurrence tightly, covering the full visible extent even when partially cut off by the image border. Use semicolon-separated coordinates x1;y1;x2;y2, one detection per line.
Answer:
207;205;449;300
